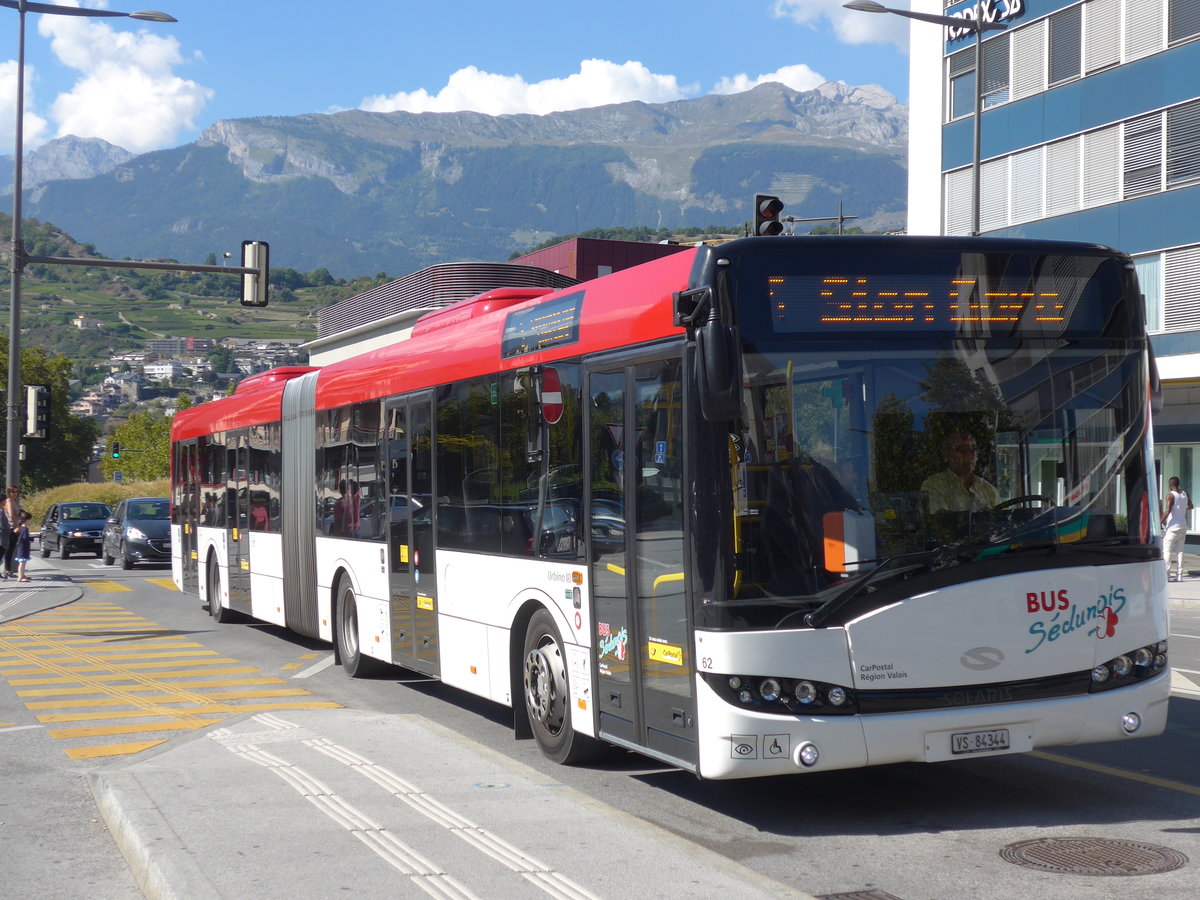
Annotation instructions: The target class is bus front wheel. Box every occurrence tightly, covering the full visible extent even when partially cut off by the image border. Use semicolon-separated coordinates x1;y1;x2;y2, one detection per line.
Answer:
336;576;382;677
522;609;600;765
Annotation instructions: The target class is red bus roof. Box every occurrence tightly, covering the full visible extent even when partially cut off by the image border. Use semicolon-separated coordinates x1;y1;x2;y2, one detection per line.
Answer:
173;246;698;438
314;247;697;411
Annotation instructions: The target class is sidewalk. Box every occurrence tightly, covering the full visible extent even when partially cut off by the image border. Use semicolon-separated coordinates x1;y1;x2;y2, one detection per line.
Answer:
90;709;814;900
1169;549;1200;609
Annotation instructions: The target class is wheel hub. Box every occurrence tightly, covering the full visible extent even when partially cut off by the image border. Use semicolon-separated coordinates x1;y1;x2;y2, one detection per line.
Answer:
524;642;565;731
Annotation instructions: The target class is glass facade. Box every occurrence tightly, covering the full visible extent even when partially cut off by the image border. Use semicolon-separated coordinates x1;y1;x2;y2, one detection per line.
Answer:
915;0;1200;534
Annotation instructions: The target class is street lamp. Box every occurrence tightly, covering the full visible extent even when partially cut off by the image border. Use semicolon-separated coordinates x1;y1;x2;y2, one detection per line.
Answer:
843;0;1007;237
3;1;175;489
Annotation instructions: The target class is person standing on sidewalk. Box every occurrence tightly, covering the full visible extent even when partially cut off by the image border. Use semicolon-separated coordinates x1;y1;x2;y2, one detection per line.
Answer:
13;511;32;582
2;485;20;579
1161;475;1193;581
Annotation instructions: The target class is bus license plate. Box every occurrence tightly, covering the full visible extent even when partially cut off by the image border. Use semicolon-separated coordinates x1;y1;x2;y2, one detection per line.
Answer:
951;728;1010;755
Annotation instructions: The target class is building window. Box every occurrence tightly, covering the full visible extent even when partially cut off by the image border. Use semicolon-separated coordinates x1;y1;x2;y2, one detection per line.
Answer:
981;33;1010;108
1125;0;1164;61
1164;245;1200;332
1011;20;1047;101
947;47;975;121
1134;254;1163;333
1048;4;1082;85
1084;0;1121;72
1169;0;1200;44
1166;99;1200;187
1123;113;1164;198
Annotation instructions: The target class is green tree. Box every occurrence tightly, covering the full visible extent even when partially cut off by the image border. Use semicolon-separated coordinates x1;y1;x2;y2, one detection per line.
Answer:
0;338;99;492
208;345;236;373
101;410;171;482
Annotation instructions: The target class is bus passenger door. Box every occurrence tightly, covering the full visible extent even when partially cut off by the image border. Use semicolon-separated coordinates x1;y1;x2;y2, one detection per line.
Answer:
177;442;199;594
386;393;439;676
587;352;696;770
226;444;251;614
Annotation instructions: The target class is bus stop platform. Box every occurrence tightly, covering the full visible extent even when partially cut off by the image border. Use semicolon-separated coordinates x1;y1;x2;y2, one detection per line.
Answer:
89;708;814;900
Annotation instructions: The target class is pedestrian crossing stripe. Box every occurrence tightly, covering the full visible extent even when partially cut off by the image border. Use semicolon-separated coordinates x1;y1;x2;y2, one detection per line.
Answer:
0;601;339;759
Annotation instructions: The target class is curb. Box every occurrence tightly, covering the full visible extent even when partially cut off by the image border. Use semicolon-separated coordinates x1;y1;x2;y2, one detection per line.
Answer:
89;770;221;900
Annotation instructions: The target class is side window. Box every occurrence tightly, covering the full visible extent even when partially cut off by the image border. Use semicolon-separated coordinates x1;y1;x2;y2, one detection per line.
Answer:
317;401;383;540
436;377;502;553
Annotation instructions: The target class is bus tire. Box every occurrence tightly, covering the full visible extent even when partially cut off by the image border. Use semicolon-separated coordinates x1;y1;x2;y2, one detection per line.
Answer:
522;608;601;765
207;554;235;623
335;575;383;677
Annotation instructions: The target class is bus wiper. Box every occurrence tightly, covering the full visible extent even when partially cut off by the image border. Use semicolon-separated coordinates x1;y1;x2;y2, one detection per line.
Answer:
802;549;942;628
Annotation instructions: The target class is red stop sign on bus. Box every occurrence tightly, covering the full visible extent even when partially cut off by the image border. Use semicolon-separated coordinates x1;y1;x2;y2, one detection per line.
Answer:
540;367;563;424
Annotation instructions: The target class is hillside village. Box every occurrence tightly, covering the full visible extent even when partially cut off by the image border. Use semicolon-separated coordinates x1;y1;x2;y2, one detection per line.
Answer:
69;334;308;421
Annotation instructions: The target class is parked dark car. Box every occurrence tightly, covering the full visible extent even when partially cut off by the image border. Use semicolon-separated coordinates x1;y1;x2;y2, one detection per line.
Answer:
40;502;112;559
102;497;171;569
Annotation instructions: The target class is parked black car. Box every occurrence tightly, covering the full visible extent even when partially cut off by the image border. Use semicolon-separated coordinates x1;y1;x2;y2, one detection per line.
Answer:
40;502;112;559
102;497;171;569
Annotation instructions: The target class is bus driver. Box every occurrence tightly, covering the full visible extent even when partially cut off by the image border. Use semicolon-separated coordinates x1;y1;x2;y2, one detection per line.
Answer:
921;430;999;513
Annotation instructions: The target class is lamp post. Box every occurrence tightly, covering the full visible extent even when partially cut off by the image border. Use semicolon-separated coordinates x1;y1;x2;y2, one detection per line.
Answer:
3;1;175;489
843;0;1007;237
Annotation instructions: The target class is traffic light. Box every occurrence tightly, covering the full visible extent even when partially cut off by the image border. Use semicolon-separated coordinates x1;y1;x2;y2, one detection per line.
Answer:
24;384;49;440
240;240;270;307
111;441;121;459
754;194;785;236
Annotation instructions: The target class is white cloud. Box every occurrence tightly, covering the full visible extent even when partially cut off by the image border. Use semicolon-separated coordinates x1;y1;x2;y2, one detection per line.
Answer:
360;59;694;116
713;63;827;95
773;0;910;50
30;9;211;153
0;61;50;150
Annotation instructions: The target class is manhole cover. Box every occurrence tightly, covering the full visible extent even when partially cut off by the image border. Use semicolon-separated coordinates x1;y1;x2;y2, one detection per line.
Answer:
1000;837;1188;876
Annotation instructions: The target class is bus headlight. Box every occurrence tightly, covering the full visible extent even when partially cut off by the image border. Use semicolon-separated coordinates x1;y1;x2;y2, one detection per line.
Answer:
759;678;782;703
1090;642;1167;692
702;673;856;715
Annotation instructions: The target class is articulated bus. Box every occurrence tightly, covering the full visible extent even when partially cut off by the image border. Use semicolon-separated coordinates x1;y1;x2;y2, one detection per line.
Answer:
170;235;1170;780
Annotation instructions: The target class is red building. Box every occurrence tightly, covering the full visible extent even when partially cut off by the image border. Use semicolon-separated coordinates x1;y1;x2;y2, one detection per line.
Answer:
509;237;687;281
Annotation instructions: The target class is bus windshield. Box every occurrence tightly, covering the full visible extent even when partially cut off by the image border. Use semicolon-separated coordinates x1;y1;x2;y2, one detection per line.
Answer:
709;244;1152;631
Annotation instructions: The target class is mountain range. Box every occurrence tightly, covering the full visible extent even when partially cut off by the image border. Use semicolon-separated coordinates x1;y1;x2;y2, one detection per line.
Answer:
11;81;908;278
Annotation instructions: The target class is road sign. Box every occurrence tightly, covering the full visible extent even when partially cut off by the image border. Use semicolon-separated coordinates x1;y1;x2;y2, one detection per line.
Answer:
539;367;564;424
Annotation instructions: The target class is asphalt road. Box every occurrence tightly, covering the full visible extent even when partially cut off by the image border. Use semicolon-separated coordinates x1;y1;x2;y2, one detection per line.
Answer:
2;553;1198;900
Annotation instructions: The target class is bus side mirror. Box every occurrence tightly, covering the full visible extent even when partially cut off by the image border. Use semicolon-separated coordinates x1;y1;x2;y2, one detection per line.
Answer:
695;321;742;422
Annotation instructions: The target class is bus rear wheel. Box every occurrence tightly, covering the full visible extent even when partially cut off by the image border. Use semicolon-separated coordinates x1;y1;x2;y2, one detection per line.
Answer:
522;609;600;765
336;575;383;677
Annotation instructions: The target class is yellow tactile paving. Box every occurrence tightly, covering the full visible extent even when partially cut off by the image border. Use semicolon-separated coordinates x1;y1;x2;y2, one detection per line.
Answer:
0;600;339;759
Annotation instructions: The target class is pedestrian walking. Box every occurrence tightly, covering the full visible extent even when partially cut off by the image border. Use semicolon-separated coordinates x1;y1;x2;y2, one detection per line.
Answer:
1161;475;1193;581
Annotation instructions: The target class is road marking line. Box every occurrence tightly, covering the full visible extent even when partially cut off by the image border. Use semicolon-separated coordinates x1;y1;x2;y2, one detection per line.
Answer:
1031;750;1200;797
0;602;339;758
245;714;601;900
81;581;132;593
67;740;167;759
50;718;225;739
293;654;335;679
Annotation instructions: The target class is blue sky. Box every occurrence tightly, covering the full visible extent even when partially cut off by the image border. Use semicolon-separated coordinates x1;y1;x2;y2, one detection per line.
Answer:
0;0;911;156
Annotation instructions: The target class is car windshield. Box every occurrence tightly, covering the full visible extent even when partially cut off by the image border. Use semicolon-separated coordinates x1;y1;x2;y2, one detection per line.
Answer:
63;504;111;520
128;501;169;520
